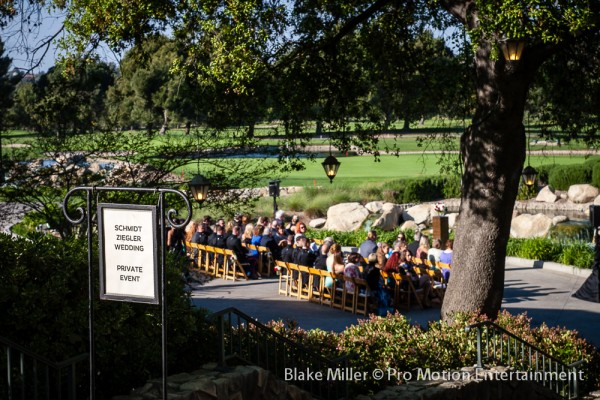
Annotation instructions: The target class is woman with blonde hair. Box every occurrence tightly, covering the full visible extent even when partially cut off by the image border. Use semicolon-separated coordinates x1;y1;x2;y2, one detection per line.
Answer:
242;223;254;245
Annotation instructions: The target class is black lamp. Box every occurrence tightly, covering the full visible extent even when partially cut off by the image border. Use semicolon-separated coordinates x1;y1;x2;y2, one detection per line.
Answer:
522;165;538;188
500;38;526;62
188;174;211;204
322;155;341;183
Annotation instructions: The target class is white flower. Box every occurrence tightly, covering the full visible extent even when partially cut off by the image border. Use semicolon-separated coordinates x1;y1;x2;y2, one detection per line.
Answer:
434;202;446;215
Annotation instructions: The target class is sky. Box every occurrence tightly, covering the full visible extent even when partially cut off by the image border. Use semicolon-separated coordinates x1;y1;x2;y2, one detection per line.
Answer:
2;9;120;74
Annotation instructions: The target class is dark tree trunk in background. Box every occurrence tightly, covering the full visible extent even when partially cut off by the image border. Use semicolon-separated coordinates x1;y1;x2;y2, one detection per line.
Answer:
441;38;544;320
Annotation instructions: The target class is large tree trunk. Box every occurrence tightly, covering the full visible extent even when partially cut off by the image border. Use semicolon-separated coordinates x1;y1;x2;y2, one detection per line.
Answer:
441;42;533;321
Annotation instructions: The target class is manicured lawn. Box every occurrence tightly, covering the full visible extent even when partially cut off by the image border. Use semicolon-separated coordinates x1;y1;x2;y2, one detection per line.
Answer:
279;154;589;187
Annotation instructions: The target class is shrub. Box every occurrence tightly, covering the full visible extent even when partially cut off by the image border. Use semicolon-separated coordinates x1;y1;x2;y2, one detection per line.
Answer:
506;238;526;257
401;178;445;203
0;233;216;398
559;241;595;268
442;175;462;199
517;237;561;260
536;164;557;186
548;164;592;190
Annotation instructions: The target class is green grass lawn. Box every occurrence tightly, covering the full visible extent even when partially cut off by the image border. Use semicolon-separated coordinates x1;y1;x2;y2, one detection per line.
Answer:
275;153;590;187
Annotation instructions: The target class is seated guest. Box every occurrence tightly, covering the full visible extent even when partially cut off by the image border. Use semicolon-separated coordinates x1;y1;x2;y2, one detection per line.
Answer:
376;242;390;269
280;234;295;263
295;221;308;238
393;232;408;250
202;215;214;235
344;253;363;293
359;230;378;259
260;227;281;260
227;225;257;278
191;223;210;245
208;224;227;248
312;240;331;289
286;215;299;235
415;235;430;261
274;210;285;227
439;239;453;282
242;223;254;245
427;238;443;265
314;240;332;271
249;224;263;258
407;231;421;257
325;243;345;289
207;224;227;265
184;220;198;245
384;242;403;273
439;239;454;265
294;235;316;286
399;250;432;303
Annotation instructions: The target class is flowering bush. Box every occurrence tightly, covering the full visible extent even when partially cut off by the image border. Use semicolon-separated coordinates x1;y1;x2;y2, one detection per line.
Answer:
265;310;599;396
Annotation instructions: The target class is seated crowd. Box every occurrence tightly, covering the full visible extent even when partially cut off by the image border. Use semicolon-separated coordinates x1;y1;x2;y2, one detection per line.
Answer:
173;210;453;314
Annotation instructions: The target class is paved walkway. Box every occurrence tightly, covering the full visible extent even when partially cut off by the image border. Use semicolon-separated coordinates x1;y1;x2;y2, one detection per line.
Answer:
190;259;600;347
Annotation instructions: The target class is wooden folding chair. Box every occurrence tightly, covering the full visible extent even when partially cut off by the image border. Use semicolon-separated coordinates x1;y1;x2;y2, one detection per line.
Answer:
257;245;274;277
286;263;300;297
341;275;356;313
308;267;324;304
185;241;199;269
203;245;216;276
246;244;262;275
276;261;291;296
353;277;372;316
213;247;227;278
223;249;249;281
329;272;344;310
317;270;334;307
297;265;312;300
393;272;425;310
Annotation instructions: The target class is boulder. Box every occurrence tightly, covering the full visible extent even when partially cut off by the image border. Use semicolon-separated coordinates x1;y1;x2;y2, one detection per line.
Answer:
552;215;568;224
568;184;599;204
402;204;431;225
365;201;384;213
324;203;370;232
372;203;404;230
308;218;326;229
447;213;459;228
535;186;558;203
594;194;600;205
510;213;554;238
399;220;419;232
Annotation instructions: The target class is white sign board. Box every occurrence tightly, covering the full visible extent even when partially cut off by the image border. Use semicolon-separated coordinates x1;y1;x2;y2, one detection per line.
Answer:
98;204;159;304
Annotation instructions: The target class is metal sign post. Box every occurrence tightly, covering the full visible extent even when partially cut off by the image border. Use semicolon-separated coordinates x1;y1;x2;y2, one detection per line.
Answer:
63;186;192;400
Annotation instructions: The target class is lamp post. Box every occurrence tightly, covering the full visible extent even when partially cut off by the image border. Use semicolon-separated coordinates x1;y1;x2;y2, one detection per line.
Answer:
268;179;280;217
188;174;211;205
522;165;538;188
500;38;526;62
321;154;341;183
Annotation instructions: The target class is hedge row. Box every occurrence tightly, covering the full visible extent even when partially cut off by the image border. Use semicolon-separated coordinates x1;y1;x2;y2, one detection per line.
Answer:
541;156;600;190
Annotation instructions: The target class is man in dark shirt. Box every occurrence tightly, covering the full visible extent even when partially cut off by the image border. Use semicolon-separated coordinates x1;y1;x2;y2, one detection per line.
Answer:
208;225;227;265
294;235;316;286
226;226;249;264
280;235;294;263
407;230;421;257
191;223;210;245
260;227;281;260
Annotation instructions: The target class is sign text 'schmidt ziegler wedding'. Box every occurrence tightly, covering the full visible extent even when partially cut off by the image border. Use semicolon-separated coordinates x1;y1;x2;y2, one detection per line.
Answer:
98;204;159;304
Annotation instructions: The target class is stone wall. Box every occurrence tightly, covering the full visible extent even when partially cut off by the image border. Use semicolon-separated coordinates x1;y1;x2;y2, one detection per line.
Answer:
111;363;314;400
